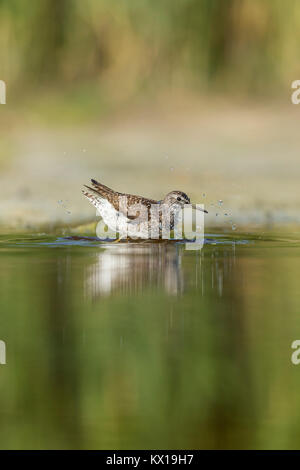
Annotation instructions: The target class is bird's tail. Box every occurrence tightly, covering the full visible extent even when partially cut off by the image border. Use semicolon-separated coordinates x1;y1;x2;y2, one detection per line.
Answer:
82;178;115;209
82;186;102;210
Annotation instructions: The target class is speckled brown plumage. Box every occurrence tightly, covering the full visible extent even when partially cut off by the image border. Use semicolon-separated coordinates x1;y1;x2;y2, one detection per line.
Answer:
82;178;207;239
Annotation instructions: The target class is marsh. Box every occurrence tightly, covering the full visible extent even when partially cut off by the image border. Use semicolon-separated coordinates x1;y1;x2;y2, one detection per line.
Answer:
1;0;300;451
0;231;299;449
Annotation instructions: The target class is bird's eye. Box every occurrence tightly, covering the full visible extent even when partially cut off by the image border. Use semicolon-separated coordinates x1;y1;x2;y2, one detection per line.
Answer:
177;196;181;201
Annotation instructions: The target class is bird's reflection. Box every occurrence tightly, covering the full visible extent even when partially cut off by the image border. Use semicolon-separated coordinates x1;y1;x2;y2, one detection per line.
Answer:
84;243;183;298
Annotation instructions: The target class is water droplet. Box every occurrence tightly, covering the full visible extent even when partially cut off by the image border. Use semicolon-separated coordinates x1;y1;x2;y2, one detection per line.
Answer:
203;193;206;198
218;200;223;206
170;167;174;172
232;224;237;231
216;213;218;217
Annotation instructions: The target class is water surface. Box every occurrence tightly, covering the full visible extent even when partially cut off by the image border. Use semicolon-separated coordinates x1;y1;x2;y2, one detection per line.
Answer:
0;232;300;449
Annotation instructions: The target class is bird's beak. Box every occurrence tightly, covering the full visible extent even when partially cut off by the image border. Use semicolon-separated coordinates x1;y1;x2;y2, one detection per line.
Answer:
192;204;208;214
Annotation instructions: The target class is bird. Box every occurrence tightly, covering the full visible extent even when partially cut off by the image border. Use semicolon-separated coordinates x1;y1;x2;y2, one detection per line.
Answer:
82;179;207;242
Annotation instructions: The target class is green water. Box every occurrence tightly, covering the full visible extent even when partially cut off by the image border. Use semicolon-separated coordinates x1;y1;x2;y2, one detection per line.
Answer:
0;232;300;449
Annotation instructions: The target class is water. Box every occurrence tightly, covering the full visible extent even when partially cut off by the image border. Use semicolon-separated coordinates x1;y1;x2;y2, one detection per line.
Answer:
0;231;300;449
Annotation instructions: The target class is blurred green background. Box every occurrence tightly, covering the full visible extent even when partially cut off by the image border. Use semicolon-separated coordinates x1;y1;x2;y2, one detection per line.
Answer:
0;0;300;230
2;0;300;101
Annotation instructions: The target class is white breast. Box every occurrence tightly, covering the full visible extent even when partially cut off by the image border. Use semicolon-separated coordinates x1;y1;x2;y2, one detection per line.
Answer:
97;199;149;239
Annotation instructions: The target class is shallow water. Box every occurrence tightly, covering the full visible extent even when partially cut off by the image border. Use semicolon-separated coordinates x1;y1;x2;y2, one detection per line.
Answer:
0;231;300;449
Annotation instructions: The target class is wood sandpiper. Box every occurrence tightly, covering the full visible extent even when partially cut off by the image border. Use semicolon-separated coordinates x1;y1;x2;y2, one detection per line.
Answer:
83;179;207;241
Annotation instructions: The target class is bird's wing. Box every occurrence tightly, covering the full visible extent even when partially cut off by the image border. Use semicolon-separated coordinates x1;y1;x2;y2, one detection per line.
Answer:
89;179;116;198
118;193;158;221
84;179;158;221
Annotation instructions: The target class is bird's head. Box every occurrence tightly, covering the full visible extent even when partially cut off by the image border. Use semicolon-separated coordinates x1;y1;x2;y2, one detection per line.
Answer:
163;190;190;208
162;190;208;213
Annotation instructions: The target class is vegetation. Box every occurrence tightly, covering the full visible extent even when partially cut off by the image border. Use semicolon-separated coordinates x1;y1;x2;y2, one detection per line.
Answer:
1;0;300;106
